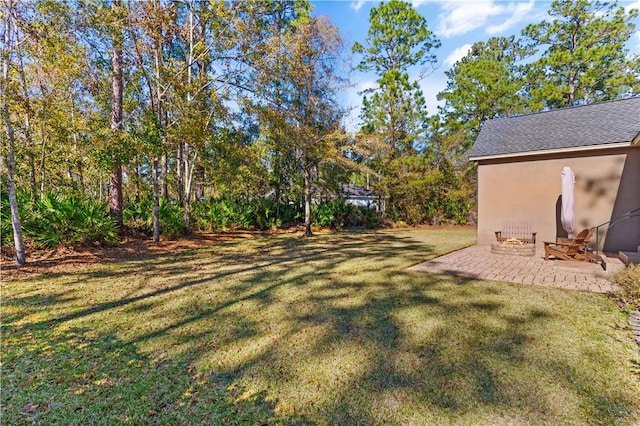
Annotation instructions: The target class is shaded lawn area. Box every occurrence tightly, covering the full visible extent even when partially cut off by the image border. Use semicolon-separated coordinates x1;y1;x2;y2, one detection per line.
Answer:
2;229;640;425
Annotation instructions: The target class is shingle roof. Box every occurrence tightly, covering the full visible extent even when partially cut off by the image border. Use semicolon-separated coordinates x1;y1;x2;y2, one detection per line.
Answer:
341;183;375;198
468;97;640;159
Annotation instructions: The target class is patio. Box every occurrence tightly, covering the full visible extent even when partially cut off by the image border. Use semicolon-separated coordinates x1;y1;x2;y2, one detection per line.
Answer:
410;245;615;294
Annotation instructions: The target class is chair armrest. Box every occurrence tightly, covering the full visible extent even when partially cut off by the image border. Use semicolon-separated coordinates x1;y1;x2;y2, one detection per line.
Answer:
547;241;574;247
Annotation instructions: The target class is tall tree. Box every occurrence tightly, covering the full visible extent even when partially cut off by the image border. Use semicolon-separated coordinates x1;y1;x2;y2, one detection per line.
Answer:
240;0;311;221
126;0;175;241
2;0;26;265
522;0;639;108
352;0;439;75
10;1;90;200
353;0;439;159
437;36;529;147
109;0;125;230
353;0;440;220
171;0;238;233
272;16;346;236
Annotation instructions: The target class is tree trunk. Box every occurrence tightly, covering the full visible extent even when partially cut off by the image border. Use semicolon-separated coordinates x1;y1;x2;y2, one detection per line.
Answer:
152;157;160;243
69;93;84;191
183;198;191;235
182;150;197;234
160;152;168;199
39;99;46;199
109;162;123;225
17;48;37;202
176;142;183;203
568;71;576;106
194;165;205;200
2;2;26;265
274;147;281;220
28;150;36;202
5;147;26;266
109;21;124;230
181;9;194;233
304;166;313;237
133;157;140;203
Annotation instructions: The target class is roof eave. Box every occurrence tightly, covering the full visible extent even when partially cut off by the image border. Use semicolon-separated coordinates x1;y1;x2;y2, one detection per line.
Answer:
468;141;634;162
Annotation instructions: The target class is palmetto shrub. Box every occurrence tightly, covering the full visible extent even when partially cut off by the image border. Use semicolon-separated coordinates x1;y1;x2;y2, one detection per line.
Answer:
0;193;18;247
123;198;185;239
12;194;119;248
191;198;290;231
191;199;235;231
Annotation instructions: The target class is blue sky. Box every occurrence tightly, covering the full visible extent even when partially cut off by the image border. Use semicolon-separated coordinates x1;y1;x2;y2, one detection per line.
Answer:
309;0;640;131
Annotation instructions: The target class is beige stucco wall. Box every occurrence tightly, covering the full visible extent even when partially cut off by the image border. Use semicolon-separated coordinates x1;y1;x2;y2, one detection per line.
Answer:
476;147;640;253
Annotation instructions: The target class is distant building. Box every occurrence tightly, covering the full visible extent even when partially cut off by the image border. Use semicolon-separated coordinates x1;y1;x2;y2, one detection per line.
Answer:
340;183;385;212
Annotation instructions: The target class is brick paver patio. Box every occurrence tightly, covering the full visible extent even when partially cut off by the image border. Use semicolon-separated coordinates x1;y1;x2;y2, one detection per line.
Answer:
410;245;615;294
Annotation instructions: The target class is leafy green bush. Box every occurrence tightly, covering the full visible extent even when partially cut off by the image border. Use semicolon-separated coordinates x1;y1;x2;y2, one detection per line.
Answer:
124;198;185;239
191;199;233;231
248;198;281;230
158;198;186;239
612;264;640;310
123;198;154;234
347;206;381;228
313;199;353;229
0;194;15;247
16;194;119;248
191;198;299;231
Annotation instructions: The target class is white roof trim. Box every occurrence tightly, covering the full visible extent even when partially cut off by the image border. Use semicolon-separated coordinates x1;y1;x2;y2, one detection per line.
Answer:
469;141;633;161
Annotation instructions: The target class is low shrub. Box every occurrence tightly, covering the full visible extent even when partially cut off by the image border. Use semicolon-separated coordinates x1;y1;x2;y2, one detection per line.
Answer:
0;195;16;247
191;199;247;231
191;198;300;231
313;199;353;229
248;198;281;230
346;206;381;228
124;198;185;239
158;198;186;239
9;194;119;248
612;264;640;310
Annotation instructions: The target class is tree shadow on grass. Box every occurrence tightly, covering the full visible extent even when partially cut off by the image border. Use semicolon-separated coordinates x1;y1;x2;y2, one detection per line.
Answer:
1;324;308;425
4;229;639;424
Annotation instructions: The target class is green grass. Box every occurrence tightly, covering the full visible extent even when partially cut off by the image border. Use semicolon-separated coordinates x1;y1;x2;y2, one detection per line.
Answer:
2;229;640;425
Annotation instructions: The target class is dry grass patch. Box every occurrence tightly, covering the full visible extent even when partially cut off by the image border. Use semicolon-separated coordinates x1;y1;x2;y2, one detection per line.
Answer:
3;229;640;424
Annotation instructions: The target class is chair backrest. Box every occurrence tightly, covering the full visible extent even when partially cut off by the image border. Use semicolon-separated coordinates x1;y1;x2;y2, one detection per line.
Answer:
559;228;590;255
572;228;590;242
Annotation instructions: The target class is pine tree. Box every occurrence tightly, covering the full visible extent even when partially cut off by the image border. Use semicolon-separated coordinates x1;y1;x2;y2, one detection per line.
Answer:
523;0;639;107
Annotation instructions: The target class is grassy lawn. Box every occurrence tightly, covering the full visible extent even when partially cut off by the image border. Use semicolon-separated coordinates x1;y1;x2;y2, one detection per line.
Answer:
3;229;640;425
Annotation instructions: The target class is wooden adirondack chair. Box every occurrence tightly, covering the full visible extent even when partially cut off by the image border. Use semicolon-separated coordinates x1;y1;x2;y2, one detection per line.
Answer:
544;228;593;262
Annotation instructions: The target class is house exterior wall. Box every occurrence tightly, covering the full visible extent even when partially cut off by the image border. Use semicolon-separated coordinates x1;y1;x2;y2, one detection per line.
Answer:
476;147;640;252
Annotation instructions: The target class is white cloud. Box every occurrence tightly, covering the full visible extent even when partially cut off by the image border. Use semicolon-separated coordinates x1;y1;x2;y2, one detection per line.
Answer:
444;43;473;66
411;0;432;8
436;1;504;38
436;0;540;38
350;0;367;12
487;0;535;34
625;0;640;13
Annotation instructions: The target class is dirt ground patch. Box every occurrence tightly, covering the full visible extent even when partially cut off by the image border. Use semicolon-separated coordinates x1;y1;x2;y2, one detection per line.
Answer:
0;225;474;280
0;228;303;280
